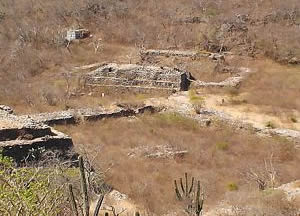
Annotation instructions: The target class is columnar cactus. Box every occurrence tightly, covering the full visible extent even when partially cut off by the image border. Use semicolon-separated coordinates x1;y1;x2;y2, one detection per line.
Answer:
79;156;90;216
174;173;204;216
69;156;104;216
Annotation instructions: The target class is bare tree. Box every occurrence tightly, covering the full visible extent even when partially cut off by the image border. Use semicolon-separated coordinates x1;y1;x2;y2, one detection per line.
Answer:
91;38;103;54
244;154;277;190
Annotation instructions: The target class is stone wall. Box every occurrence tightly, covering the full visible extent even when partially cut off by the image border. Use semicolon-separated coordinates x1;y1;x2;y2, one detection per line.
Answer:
26;105;159;125
0;104;159;162
0;106;73;163
85;63;192;91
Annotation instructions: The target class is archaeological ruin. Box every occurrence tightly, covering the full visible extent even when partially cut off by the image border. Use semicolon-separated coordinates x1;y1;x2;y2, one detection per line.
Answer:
84;63;192;91
0;104;158;162
0;106;73;162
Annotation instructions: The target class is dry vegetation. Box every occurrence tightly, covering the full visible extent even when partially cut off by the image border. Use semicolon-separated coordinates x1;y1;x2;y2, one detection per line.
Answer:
1;0;300;215
56;113;300;214
240;59;300;111
1;0;300;113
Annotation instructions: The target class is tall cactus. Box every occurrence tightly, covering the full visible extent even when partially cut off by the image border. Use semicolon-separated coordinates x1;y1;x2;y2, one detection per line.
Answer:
79;156;90;216
195;181;204;216
69;156;104;216
174;173;204;216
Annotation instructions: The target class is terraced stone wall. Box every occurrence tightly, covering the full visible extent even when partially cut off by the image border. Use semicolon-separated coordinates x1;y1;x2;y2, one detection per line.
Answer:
85;63;192;91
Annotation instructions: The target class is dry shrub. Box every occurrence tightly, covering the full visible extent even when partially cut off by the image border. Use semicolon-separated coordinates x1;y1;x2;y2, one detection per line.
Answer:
1;0;300;114
224;189;299;216
56;114;300;214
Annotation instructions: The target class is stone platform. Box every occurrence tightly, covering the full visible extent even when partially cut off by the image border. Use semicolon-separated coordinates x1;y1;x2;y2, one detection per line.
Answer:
85;63;192;91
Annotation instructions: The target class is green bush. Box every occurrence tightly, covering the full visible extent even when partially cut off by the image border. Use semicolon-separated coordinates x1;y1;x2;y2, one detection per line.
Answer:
266;121;276;129
227;182;238;191
155;112;199;130
0;152;70;216
216;142;229;151
189;89;205;105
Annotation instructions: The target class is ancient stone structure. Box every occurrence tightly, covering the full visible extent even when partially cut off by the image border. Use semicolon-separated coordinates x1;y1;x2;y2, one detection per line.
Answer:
193;67;251;88
128;145;188;159
27;105;158;126
0;106;73;162
140;49;227;61
85;63;192;91
0;104;158;162
66;29;90;41
141;49;200;58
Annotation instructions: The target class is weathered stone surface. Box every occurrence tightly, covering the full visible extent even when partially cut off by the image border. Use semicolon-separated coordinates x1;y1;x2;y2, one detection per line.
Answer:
0;109;73;162
0;103;160;162
267;128;300;143
128;145;188;159
140;49;229;60
195;76;244;88
85;63;192;91
26;105;159;126
141;49;200;58
288;57;300;65
277;180;300;201
0;105;14;115
194;67;251;88
27;111;76;125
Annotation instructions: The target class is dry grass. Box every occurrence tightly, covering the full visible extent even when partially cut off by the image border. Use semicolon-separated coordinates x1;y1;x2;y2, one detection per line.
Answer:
1;0;299;114
56;113;300;214
222;189;300;216
240;59;300;111
0;1;300;215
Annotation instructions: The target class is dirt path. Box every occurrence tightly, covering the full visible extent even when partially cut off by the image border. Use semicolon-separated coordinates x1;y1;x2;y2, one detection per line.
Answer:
203;93;300;131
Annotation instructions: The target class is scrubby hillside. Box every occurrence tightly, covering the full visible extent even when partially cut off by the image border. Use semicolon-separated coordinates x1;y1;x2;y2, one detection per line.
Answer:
0;0;300;215
1;0;300;112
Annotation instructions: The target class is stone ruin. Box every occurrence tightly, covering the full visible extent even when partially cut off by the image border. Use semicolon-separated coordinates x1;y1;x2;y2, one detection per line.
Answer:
26;105;158;126
0;106;72;163
0;104;158;162
85;63;192;91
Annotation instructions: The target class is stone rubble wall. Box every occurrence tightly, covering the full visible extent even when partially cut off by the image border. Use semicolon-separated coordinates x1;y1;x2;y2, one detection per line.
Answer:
26;105;159;126
27;111;76;125
0;105;14;115
0;104;159;162
85;63;191;91
140;49;200;58
128;145;188;159
195;76;244;88
0;105;73;162
194;67;251;88
140;49;228;60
